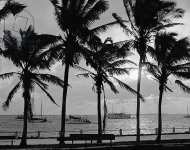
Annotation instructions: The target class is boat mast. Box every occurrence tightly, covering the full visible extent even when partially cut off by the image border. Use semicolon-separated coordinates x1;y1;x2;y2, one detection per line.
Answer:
40;100;43;118
187;105;189;115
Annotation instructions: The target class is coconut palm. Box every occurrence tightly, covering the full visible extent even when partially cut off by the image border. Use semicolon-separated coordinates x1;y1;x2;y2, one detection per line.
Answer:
49;0;112;143
76;36;143;143
112;0;184;142
144;32;190;142
1;26;63;146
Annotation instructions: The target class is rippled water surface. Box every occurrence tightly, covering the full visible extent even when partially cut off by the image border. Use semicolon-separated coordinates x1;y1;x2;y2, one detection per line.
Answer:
0;114;189;136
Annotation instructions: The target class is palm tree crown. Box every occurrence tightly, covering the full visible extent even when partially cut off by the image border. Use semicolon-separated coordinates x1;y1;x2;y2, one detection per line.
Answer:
112;0;184;142
77;36;143;143
1;25;63;146
50;0;110;143
145;32;190;142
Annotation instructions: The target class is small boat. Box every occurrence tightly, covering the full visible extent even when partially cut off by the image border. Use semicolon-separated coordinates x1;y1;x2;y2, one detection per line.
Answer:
16;98;47;123
16;115;47;122
184;105;190;118
66;115;91;124
107;104;132;119
107;113;131;119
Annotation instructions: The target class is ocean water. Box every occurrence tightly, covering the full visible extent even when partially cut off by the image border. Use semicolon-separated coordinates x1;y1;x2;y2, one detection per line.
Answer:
0;114;190;137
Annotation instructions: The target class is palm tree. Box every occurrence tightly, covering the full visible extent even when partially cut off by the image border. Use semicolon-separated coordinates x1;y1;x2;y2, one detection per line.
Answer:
112;0;184;142
49;0;111;143
1;26;63;147
144;32;190;142
76;36;143;143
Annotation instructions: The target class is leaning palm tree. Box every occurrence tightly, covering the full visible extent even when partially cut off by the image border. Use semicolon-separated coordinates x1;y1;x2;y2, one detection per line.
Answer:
144;32;190;142
1;26;63;146
76;36;143;143
112;0;184;142
49;0;112;143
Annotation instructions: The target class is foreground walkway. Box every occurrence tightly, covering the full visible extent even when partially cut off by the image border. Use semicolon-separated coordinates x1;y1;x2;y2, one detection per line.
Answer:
1;133;190;146
1;137;190;150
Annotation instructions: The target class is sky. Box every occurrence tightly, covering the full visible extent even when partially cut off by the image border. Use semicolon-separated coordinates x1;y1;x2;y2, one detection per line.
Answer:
0;0;190;115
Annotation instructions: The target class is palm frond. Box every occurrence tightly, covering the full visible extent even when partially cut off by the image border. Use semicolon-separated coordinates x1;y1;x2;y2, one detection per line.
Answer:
91;21;125;35
2;81;21;110
0;72;18;80
143;62;161;80
35;34;61;50
103;77;118;94
31;76;48;89
151;23;183;32
35;81;59;106
110;59;136;68
49;0;59;5
73;65;95;75
35;73;64;87
172;72;190;80
112;13;136;37
175;80;190;94
0;0;25;20
83;0;109;26
164;85;173;92
76;73;91;78
171;63;190;71
107;67;129;76
113;77;145;101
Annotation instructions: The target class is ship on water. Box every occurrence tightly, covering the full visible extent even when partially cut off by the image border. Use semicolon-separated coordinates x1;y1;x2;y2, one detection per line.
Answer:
66;115;91;124
107;113;131;119
107;104;132;119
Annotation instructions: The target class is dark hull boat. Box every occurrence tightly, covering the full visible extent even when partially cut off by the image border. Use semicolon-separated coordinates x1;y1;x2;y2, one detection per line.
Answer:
107;113;131;119
16;115;47;122
66;115;91;124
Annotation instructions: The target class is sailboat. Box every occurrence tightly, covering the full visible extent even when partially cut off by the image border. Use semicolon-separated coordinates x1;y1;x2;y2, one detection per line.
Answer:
31;100;47;123
184;105;190;118
16;98;47;123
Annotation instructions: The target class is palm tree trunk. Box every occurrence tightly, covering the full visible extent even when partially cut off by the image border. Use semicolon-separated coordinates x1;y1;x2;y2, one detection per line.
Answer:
97;81;102;144
156;83;164;142
136;58;143;142
20;91;29;147
60;63;70;145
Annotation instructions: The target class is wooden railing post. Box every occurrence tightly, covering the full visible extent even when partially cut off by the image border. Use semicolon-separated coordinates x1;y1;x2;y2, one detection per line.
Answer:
155;128;158;134
11;139;13;146
37;131;40;138
15;131;18;138
172;127;175;133
119;129;122;136
80;129;83;134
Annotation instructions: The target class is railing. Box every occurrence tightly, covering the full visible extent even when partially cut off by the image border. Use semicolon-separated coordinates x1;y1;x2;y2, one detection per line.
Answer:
0;127;190;145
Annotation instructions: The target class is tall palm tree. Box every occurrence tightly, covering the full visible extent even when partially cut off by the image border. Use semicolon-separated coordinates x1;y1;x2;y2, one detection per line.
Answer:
76;36;143;143
1;26;63;147
112;0;184;142
144;32;190;142
49;0;111;143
